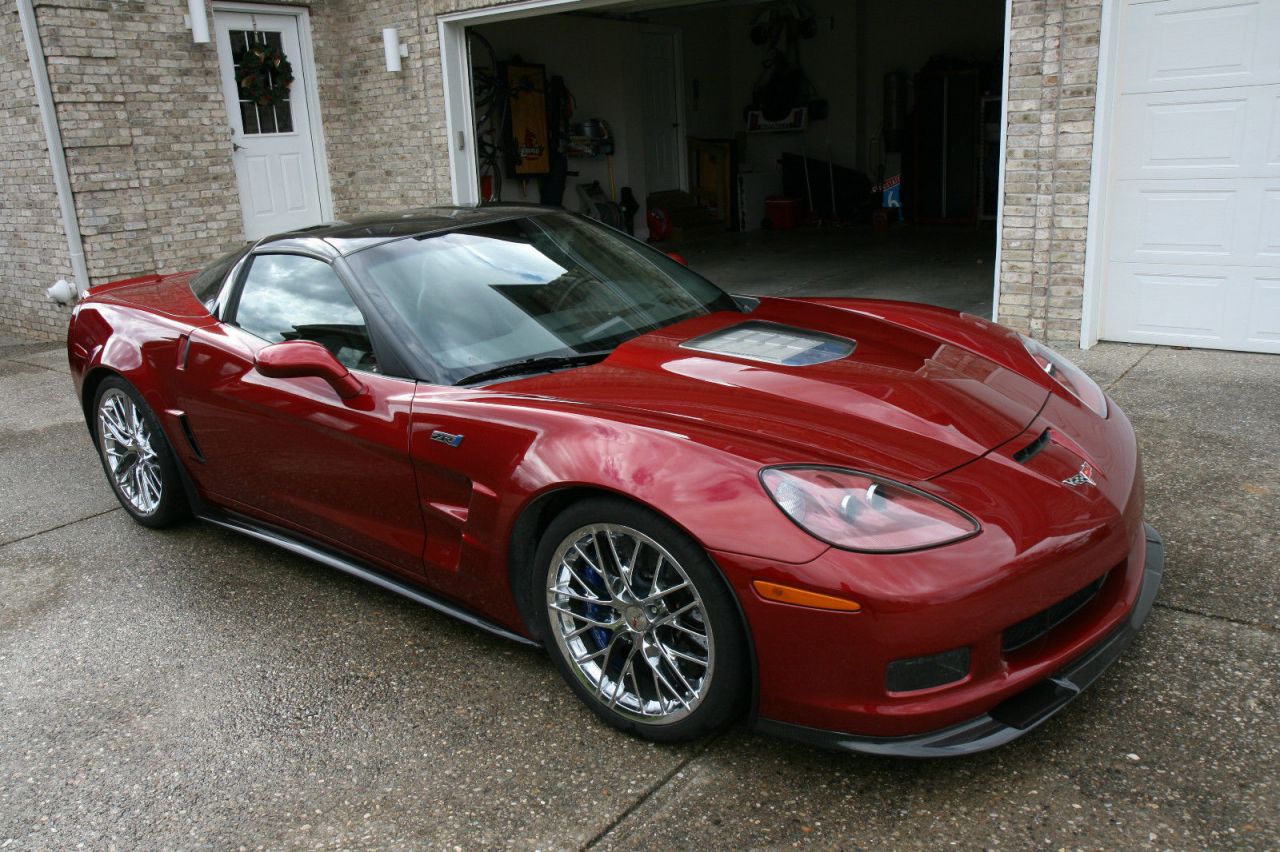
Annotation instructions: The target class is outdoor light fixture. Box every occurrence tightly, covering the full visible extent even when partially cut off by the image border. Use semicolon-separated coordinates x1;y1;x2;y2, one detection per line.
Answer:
45;278;76;306
383;27;408;72
185;0;210;43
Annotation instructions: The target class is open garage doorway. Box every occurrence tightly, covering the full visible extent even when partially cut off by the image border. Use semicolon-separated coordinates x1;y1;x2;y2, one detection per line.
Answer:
440;0;1009;317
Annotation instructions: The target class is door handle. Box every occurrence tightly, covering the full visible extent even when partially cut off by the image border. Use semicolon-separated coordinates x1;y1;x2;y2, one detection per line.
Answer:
232;142;244;152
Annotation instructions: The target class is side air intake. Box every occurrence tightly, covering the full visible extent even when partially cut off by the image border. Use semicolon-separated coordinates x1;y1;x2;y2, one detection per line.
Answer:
1013;428;1052;464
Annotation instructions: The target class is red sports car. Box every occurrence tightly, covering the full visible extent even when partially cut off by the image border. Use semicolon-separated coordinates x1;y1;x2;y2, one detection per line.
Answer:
66;206;1162;757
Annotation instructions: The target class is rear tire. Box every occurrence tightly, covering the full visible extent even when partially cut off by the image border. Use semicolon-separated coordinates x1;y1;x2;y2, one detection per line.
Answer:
92;376;190;528
531;497;747;742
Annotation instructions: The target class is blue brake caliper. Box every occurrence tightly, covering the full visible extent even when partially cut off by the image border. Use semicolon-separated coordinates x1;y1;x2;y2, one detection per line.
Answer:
582;563;611;651
582;562;627;678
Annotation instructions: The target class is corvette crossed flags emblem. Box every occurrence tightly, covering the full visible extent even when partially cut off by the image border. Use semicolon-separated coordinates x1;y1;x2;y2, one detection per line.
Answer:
1062;462;1097;488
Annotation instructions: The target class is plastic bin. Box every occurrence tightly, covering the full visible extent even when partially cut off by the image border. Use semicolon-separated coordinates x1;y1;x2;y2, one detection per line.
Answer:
764;196;801;230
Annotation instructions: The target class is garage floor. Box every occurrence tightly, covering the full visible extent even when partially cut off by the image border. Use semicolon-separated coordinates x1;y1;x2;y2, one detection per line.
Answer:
1;330;1276;848
670;223;997;316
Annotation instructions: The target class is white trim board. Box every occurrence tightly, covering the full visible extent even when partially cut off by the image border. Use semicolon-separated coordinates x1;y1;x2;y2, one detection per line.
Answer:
1079;0;1120;349
991;0;1013;324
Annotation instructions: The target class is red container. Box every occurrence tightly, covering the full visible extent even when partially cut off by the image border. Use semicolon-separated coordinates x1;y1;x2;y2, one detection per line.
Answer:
764;196;801;230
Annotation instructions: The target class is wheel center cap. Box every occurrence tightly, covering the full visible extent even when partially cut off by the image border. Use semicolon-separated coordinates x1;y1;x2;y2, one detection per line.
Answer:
623;605;650;633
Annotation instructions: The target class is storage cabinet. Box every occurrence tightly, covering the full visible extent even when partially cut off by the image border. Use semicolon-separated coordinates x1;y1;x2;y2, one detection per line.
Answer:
686;137;734;228
912;68;980;225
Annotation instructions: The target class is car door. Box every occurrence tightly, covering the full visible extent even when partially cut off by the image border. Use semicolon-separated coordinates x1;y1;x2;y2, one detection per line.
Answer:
178;250;426;576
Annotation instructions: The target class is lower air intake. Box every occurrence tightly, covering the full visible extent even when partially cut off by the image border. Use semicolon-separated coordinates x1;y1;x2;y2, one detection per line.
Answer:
1003;573;1108;653
886;647;971;693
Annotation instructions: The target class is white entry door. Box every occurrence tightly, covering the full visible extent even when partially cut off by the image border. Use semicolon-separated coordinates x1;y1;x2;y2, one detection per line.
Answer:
214;8;329;240
638;31;684;194
1098;0;1280;353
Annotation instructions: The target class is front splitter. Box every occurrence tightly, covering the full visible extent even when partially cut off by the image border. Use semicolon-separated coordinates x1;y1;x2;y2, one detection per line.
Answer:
756;523;1165;758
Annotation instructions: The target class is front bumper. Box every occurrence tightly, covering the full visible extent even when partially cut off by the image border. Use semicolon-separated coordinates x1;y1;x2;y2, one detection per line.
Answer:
755;523;1164;757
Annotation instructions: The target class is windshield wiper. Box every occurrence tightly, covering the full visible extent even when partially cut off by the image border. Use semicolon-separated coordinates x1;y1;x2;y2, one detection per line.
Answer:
454;351;611;386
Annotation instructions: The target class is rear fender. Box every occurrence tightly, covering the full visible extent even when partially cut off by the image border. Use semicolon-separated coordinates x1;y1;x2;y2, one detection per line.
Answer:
71;302;206;447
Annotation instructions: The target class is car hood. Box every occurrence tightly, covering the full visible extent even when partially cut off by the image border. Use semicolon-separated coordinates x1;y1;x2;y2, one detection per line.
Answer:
494;298;1050;481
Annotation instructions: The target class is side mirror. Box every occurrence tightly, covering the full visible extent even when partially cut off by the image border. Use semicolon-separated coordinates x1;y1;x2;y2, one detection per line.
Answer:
254;340;365;400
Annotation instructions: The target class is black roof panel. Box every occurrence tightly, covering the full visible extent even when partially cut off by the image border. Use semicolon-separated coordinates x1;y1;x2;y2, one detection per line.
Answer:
255;204;552;255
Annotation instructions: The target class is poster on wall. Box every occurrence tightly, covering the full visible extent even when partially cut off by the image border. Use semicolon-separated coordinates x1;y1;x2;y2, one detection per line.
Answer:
746;106;808;133
504;63;550;176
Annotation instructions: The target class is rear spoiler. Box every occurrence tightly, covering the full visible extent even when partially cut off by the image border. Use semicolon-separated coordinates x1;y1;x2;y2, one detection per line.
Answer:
85;272;163;297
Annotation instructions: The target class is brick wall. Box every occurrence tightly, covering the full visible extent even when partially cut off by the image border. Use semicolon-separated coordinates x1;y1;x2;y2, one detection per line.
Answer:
321;0;533;210
313;0;445;212
39;0;242;290
0;4;72;341
997;0;1102;346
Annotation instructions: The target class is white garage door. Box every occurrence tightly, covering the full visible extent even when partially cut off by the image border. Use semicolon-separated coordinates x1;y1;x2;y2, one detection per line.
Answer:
1100;0;1280;353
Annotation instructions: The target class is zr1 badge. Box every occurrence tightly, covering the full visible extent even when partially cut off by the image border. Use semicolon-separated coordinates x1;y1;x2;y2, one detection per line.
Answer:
431;430;464;448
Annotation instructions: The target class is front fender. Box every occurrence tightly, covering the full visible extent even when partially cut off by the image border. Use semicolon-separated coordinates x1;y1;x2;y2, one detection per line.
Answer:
408;391;831;635
438;395;828;559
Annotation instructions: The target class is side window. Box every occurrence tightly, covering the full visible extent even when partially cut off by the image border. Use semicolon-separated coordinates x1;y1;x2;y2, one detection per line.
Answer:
232;254;378;372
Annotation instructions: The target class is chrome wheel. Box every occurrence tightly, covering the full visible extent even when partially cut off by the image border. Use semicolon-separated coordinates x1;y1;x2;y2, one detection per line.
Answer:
546;523;714;725
97;387;163;515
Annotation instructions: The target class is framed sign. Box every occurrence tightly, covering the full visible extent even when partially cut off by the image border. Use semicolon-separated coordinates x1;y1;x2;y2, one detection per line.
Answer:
504;63;550;176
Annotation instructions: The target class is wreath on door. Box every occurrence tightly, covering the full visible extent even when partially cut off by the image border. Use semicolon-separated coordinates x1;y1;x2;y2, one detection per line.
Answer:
238;40;294;106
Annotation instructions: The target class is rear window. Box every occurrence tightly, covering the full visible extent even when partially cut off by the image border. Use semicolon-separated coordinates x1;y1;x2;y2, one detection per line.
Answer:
190;244;250;306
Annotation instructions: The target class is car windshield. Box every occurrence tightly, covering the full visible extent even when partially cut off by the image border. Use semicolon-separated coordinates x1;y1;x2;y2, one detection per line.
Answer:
345;212;740;385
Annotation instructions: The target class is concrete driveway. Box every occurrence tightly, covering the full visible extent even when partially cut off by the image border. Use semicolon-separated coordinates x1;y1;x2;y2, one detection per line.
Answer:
0;332;1275;850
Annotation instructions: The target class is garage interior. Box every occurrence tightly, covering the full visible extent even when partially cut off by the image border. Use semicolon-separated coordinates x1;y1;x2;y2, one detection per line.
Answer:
465;0;1007;315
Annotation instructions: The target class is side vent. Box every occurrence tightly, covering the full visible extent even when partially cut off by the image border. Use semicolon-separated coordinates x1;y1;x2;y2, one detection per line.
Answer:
1013;428;1052;464
178;413;205;462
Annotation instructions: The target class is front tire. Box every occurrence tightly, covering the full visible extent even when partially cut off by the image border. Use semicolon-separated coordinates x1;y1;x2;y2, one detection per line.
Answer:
532;497;747;742
92;376;190;528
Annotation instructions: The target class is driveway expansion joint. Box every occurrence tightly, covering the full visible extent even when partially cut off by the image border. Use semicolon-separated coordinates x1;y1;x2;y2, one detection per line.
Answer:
1102;345;1156;391
582;731;722;850
1154;600;1278;635
11;360;65;373
0;506;122;549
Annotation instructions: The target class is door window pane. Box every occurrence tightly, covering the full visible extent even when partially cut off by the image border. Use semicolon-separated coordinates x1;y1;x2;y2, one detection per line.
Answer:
233;254;376;371
229;29;294;135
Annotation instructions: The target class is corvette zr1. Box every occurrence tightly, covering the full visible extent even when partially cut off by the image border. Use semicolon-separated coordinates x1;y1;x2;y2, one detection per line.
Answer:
66;205;1162;757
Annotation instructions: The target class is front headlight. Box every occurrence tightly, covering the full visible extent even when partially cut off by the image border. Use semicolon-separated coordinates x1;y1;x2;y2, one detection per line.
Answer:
1019;334;1108;417
760;466;980;553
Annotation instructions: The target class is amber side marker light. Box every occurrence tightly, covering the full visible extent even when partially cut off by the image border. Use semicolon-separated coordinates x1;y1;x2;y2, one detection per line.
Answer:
752;580;862;612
